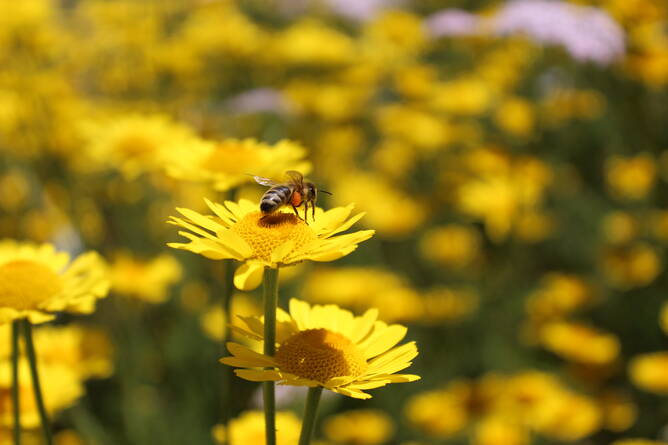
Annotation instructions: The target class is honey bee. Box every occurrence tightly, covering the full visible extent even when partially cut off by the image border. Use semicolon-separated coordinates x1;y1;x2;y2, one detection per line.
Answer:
252;170;330;223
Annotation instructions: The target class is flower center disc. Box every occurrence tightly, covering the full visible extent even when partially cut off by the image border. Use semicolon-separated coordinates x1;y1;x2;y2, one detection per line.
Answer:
275;328;368;383
231;212;317;262
0;260;63;310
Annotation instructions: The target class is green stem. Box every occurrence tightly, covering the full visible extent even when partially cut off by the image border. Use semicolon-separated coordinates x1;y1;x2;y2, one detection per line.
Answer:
11;321;20;445
22;320;52;445
219;259;234;445
262;267;279;445
298;387;323;445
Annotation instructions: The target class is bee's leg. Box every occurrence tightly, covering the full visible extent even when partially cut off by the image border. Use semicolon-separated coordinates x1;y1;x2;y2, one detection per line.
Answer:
303;202;309;225
311;201;316;221
292;205;303;221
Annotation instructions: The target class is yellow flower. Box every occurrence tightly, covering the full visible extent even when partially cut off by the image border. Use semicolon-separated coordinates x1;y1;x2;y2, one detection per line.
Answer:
605;154;657;200
539;321;620;365
110;251;182;304
0;240;110;323
0;360;83;429
165;138;311;192
323;409;394;445
601;243;662;289
612;440;668;445
221;299;420;399
212;410;300;445
603;211;639;244
404;380;471;438
419;225;481;269
473;416;528;445
629;352;668;395
660;301;668;335
329;172;426;237
199;293;261;341
77;113;204;179
493;97;535;138
270;20;356;66
301;267;423;323
168;199;374;290
599;391;637;432
30;325;114;380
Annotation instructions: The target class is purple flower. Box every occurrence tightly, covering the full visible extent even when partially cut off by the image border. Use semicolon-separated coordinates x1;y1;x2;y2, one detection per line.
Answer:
426;1;625;65
425;9;483;37
492;0;625;65
224;88;293;114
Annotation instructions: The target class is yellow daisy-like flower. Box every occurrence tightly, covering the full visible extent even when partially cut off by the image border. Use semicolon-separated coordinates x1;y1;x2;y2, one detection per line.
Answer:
0;240;110;324
164;138;311;191
220;299;420;399
168;199;375;290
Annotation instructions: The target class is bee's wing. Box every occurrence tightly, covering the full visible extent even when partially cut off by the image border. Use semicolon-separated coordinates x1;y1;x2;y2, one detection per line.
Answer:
285;170;304;185
252;175;280;187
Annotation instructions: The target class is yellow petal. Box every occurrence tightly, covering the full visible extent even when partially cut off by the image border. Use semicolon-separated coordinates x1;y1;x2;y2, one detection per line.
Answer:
235;369;283;382
226;342;276;367
363;325;408;359
351;308;379;344
333;386;372;399
272;239;295;265
234;263;265;291
367;342;418;374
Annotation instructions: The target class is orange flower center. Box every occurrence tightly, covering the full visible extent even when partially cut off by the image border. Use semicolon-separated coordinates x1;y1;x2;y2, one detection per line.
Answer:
230;211;317;263
275;328;368;383
0;260;63;310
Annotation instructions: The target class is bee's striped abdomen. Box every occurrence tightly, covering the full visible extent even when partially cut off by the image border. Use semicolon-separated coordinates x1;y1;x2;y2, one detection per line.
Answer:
260;185;292;213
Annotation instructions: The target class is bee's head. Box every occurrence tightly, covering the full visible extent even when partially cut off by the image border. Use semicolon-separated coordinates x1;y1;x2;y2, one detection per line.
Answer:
305;182;317;200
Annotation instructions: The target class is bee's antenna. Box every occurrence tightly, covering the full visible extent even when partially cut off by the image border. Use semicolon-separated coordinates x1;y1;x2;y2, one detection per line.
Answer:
319;190;333;195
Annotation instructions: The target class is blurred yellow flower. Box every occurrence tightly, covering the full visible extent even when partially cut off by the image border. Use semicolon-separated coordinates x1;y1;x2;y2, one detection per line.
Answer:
165;138;311;192
0;360;83;429
456;154;552;242
330;172;426;237
404;380;473;438
221;299;420;399
603;211;639;244
407;372;602;441
660;302;668;335
493;97;535;138
473;416;528;445
199;293;261;342
362;11;426;66
302;267;422;323
611;440;668;445
599;391;638;432
540;89;606;125
0;240;109;323
271;20;356;66
168;199;374;290
419;225;481;269
212;410;300;445
420;288;479;324
539;321;620;365
430;79;494;116
110;252;181;304
78;113;204;179
30;325;114;380
629;352;668;394
605;154;657;200
526;273;594;321
323;409;394;445
601;243;662;289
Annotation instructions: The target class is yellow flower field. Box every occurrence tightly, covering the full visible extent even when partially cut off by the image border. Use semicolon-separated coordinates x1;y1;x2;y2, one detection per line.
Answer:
0;0;666;444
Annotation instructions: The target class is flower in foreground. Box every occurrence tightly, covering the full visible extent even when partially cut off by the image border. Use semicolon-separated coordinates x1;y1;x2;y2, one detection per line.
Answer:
221;299;420;399
168;199;375;290
0;240;110;323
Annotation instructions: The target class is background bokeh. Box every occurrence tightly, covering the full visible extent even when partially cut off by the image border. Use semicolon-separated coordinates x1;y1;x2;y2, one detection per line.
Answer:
1;0;667;444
